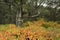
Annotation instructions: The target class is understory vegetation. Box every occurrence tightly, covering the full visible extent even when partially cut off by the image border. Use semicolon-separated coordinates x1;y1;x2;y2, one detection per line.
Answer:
0;19;60;40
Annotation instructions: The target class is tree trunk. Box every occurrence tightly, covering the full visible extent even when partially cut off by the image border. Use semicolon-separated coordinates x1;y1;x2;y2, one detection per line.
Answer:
16;0;23;27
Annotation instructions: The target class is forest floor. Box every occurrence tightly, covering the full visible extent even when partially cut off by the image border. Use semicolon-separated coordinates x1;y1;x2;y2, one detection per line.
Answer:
0;19;60;40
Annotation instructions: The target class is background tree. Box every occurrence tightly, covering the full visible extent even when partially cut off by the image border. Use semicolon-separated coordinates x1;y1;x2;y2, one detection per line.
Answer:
0;0;60;26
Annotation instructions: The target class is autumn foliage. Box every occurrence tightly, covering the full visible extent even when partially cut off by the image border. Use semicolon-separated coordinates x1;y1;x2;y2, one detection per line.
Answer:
0;19;60;40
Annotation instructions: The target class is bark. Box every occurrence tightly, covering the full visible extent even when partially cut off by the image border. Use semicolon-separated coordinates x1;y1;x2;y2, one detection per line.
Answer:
16;0;23;27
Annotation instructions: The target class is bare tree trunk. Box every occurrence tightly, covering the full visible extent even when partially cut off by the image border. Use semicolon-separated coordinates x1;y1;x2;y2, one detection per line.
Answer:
16;0;23;27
